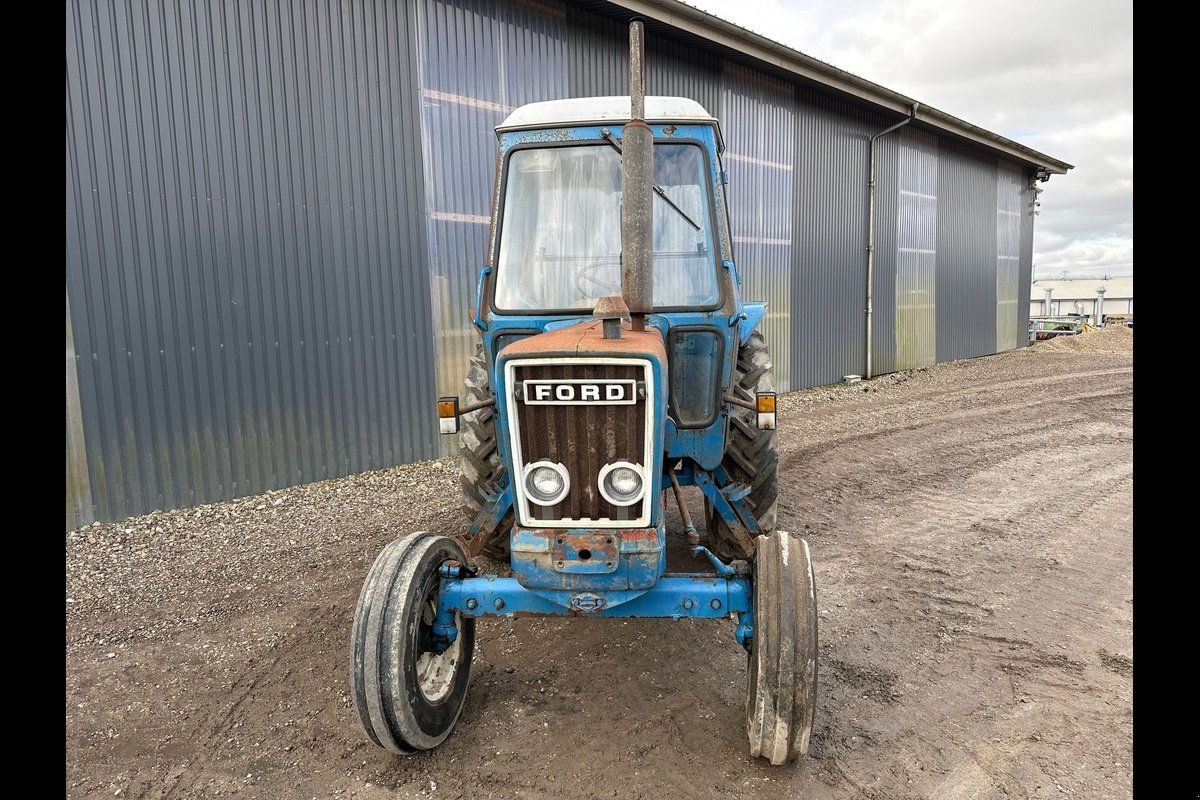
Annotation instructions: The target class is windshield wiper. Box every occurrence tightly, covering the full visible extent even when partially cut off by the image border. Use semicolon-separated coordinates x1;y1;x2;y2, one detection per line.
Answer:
600;129;701;232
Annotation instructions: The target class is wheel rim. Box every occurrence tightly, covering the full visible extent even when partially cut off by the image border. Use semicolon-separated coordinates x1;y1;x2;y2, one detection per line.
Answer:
414;590;462;704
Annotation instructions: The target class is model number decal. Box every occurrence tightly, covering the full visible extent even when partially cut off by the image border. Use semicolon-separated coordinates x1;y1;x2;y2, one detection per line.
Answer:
522;379;637;405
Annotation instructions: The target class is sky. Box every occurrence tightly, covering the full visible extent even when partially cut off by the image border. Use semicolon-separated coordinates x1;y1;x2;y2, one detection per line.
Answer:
682;0;1133;280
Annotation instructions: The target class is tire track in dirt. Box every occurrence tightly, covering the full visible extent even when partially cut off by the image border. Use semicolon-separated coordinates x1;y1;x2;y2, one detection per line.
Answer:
155;603;346;800
768;350;1130;799
799;426;1129;795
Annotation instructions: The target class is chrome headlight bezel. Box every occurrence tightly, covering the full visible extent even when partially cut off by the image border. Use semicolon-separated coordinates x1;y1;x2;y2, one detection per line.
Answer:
522;460;571;506
598;461;646;507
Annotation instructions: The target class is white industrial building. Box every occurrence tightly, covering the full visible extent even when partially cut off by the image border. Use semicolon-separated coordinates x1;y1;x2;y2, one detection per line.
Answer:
1030;277;1133;324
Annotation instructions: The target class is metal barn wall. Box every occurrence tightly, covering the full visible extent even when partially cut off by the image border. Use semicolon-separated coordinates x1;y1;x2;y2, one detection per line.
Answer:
67;291;93;526
66;0;438;528
893;129;940;371
789;87;882;387
67;0;1040;528
426;5;891;395
415;0;570;433
566;5;626;97
936;142;999;362
721;64;796;390
995;164;1023;352
871;130;900;379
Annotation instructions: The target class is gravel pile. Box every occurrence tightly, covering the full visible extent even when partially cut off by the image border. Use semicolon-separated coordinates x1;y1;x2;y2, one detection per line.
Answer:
66;458;462;644
1036;324;1133;355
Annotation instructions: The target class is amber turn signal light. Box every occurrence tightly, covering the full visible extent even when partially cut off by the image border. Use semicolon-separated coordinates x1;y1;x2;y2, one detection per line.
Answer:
438;396;459;435
756;392;776;430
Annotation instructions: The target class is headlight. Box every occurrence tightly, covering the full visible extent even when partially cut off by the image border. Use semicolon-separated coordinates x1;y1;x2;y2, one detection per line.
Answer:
523;461;570;506
598;461;645;506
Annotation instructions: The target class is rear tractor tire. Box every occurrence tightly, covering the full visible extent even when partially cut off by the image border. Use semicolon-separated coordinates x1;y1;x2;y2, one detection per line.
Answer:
705;331;779;561
747;530;818;764
350;532;475;753
460;342;514;561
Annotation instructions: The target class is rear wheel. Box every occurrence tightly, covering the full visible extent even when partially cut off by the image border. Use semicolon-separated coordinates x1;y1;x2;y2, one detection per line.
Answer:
350;532;475;753
746;530;818;764
460;342;514;560
705;331;778;561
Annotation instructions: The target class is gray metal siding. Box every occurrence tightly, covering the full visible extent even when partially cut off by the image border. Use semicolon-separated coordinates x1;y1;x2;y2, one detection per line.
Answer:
66;290;94;528
566;5;626;97
415;0;569;434
66;0;437;527
936;142;998;362
646;32;722;130
722;63;795;389
790;87;880;387
415;0;568;417
871;131;900;378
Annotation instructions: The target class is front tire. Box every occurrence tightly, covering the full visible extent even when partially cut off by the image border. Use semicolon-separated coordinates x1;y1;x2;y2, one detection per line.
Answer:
747;530;818;764
350;532;475;753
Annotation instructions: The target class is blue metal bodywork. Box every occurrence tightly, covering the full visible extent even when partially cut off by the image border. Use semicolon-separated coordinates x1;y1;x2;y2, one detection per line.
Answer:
433;550;755;650
450;118;765;640
479;122;753;478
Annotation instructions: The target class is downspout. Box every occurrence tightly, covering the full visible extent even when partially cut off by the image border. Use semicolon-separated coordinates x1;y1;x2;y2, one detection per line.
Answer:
866;103;918;379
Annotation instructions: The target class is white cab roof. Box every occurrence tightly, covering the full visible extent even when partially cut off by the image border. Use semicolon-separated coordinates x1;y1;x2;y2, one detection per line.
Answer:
497;96;722;145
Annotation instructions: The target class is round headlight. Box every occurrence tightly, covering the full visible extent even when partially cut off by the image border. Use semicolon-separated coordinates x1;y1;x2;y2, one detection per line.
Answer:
598;461;645;506
523;461;570;506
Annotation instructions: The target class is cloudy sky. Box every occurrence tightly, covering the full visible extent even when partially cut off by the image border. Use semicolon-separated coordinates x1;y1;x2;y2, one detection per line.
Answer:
683;0;1133;280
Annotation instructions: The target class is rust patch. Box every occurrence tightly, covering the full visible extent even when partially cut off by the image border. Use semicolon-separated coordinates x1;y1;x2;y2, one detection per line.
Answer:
499;321;667;361
619;529;658;545
551;532;619;566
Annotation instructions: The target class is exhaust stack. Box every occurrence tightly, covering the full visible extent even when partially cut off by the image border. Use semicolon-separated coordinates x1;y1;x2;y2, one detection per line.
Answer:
621;19;653;332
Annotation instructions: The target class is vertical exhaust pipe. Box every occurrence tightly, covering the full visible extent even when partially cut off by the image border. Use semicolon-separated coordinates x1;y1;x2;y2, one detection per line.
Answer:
622;19;654;332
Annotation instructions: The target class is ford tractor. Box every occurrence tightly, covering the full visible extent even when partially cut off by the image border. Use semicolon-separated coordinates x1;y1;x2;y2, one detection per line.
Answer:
350;20;817;765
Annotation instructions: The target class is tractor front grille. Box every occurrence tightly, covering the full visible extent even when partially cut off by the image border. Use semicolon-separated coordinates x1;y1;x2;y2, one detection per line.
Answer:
507;360;650;526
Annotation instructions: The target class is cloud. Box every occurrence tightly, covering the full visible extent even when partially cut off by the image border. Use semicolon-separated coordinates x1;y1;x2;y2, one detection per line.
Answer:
681;0;1133;279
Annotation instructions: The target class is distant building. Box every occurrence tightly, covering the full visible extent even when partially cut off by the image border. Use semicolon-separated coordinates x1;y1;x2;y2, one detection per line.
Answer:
1030;277;1133;323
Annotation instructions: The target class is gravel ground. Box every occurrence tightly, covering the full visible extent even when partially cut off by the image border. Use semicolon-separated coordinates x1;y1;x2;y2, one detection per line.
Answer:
66;325;1133;800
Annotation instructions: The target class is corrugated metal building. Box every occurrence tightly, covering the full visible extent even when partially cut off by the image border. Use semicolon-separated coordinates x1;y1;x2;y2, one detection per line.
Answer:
66;0;1072;529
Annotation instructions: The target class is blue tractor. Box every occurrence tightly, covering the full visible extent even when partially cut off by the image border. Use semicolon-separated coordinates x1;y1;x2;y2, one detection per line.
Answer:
350;21;817;765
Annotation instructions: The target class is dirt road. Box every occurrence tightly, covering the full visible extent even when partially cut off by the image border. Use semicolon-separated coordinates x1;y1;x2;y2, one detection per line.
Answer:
66;328;1133;799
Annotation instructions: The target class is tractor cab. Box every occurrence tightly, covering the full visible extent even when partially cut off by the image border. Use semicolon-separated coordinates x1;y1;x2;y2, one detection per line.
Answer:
490;97;725;314
463;96;770;563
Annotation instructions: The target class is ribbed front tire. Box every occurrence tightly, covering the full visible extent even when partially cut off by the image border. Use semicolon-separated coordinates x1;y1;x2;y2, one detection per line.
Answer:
350;532;475;753
747;530;818;764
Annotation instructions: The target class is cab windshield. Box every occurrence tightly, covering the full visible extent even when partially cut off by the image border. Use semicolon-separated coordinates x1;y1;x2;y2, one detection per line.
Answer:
494;142;720;312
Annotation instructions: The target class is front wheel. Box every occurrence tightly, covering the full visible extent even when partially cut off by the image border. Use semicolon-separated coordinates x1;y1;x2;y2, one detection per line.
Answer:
350;532;475;753
747;530;818;764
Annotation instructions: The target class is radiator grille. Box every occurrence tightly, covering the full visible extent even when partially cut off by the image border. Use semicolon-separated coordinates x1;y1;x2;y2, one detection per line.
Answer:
511;361;647;523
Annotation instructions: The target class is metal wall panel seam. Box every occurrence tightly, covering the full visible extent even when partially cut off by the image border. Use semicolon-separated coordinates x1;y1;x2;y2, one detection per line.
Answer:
307;0;346;481
196;0;247;500
75;0;130;519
